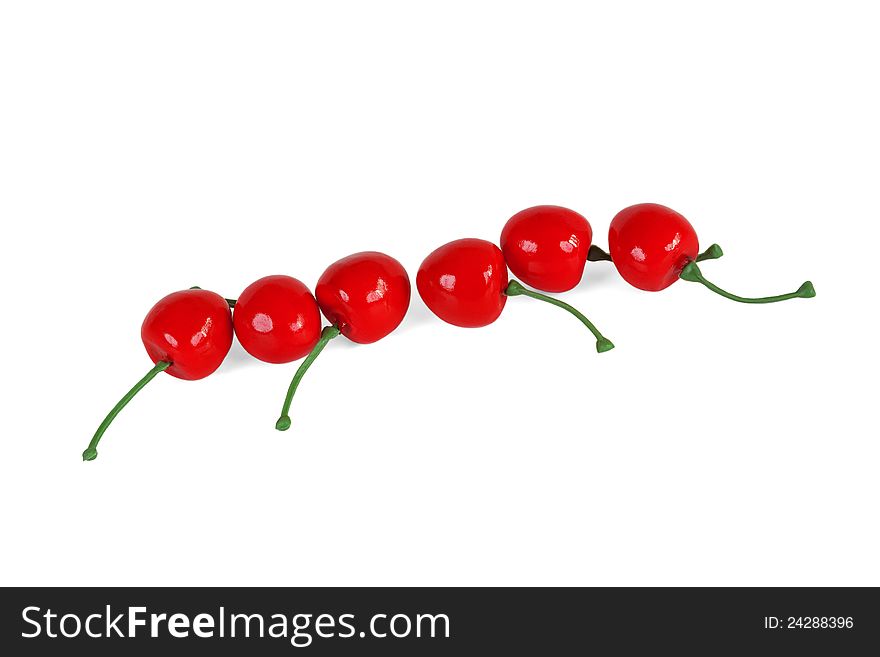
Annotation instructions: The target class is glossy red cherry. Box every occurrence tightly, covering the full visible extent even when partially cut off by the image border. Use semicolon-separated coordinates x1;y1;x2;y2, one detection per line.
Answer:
315;251;411;344
276;251;411;431
416;238;508;328
603;202;815;302
418;237;614;351
608;203;699;292
233;275;321;364
141;289;234;379
500;205;593;293
84;288;233;461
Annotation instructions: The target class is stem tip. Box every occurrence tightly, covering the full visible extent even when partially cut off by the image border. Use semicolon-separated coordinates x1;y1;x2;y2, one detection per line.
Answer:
275;415;292;431
596;338;615;353
82;448;98;461
798;281;816;298
700;244;724;261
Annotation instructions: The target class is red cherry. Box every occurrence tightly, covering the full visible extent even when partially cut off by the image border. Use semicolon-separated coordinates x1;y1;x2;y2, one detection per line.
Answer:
608;203;699;292
416;238;508;328
418;237;614;351
276;251;411;431
84;288;233;461
315;251;411;344
605;202;815;302
500;205;593;293
141;289;234;379
233;275;321;364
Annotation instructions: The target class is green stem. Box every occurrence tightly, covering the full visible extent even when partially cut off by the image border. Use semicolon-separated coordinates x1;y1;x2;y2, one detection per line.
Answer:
82;360;171;461
679;261;815;303
189;286;236;308
276;325;341;431
504;280;614;353
695;243;724;262
587;245;612;262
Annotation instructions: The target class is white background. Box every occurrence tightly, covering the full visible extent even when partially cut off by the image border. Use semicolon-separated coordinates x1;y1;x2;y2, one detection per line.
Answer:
1;1;877;586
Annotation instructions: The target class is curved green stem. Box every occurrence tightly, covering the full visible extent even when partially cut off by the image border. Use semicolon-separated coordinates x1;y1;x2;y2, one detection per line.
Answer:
505;280;614;352
696;243;724;262
189;286;236;308
276;325;341;431
82;360;171;461
679;261;815;303
587;245;613;262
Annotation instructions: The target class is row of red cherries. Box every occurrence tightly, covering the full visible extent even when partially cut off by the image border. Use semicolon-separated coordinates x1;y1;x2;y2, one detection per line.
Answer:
83;203;815;461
